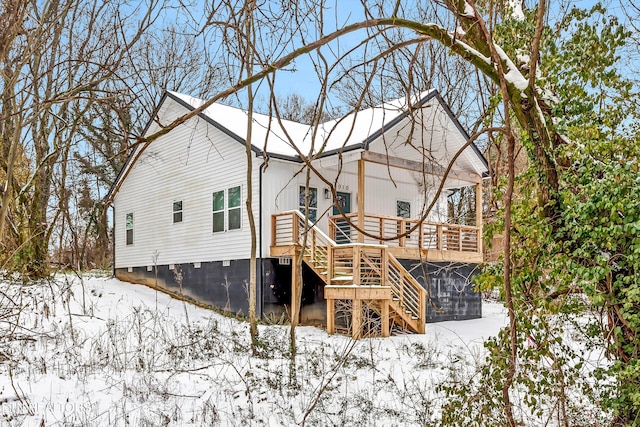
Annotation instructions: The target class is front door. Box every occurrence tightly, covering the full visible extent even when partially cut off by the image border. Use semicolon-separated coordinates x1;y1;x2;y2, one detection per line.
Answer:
333;192;351;244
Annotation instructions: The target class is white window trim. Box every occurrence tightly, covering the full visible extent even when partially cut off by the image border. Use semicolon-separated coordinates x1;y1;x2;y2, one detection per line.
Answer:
125;211;134;246
227;185;242;231
212;185;243;233
173;200;184;224
212;189;225;233
299;185;318;222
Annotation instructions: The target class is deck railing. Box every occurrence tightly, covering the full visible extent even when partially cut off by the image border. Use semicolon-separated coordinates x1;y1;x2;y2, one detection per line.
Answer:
272;211;335;282
388;254;426;331
330;244;387;286
328;213;481;254
272;211;427;334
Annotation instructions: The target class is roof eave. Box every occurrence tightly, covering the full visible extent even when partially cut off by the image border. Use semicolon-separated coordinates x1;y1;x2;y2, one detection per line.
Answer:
431;91;490;174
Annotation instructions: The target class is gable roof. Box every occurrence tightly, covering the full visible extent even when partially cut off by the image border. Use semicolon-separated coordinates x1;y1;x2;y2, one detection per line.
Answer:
106;89;488;203
166;90;488;172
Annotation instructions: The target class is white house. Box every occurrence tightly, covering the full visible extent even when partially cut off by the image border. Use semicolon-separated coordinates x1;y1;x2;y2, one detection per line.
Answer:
106;89;488;337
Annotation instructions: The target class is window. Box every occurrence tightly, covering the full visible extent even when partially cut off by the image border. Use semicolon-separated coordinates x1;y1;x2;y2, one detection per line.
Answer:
173;201;183;223
299;186;318;222
397;200;411;240
125;212;134;245
397;200;411;218
213;186;242;233
212;190;225;232
228;186;241;230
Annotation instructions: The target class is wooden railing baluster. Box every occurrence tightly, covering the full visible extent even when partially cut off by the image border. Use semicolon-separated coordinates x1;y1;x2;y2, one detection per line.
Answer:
272;210;433;335
326;213;480;257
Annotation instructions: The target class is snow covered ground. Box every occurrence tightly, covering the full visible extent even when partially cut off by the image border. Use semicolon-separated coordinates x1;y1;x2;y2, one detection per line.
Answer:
0;273;511;426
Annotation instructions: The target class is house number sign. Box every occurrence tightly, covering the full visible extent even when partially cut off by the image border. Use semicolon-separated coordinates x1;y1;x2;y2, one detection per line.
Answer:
337;184;349;191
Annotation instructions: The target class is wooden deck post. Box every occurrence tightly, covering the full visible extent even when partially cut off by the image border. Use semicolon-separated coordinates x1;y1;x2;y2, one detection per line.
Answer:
475;182;483;254
327;298;335;334
358;158;365;243
352;298;362;339
327;244;333;282
399;219;406;248
381;300;390;337
292;212;299;244
381;246;388;286
271;215;277;246
418;288;426;334
353;245;361;285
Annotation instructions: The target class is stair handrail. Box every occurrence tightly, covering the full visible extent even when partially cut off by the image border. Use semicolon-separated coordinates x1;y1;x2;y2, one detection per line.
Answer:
274;210;426;333
287;210;336;281
328;215;354;243
286;210;337;247
387;253;426;326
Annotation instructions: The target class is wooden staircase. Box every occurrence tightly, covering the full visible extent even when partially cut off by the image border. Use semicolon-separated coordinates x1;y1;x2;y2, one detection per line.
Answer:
272;211;427;337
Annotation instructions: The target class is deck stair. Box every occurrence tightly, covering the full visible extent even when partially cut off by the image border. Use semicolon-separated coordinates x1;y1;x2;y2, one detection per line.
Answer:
271;210;427;337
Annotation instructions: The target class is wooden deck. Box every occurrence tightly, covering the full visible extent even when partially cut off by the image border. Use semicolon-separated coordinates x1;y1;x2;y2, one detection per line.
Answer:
271;212;483;262
271;211;456;338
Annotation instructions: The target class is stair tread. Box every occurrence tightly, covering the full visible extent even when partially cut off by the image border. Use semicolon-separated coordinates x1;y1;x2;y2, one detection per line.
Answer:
295;219;426;335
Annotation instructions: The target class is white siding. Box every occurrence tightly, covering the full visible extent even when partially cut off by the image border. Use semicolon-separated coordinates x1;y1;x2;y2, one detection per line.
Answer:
260;160;300;254
260;154;451;252
114;108;260;268
115;94;479;267
357;162;449;222
260;159;347;249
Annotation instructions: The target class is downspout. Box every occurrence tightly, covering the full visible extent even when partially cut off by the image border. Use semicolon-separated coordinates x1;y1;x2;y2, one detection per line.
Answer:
111;205;116;277
258;158;267;318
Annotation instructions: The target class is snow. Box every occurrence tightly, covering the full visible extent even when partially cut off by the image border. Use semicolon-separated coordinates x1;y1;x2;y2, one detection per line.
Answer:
541;87;560;106
0;274;608;425
453;39;491;65
168;91;313;158
515;49;530;66
463;1;475;17
110;88;491;195
507;0;525;21
494;44;529;90
168;90;436;159
0;274;506;426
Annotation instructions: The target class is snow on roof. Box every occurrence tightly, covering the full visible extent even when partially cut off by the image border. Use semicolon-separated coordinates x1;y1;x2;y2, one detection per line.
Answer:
162;89;488;178
107;89;487;204
167;91;312;158
315;91;436;154
167;90;436;159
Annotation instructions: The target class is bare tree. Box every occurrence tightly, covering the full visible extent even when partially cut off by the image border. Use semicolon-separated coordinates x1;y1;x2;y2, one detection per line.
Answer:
0;0;169;277
4;1;637;421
